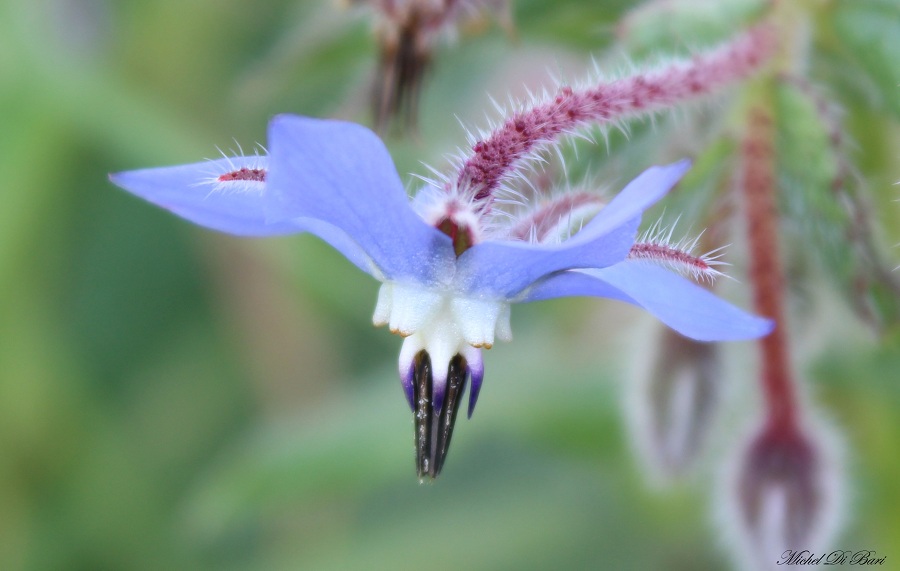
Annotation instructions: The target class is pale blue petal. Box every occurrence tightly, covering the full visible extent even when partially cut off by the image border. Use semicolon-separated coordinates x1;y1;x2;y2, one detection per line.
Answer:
266;115;454;284
110;156;386;277
579;160;692;238
455;160;692;299
519;262;773;342
517;269;629;303
454;217;639;298
287;218;382;277
109;156;300;237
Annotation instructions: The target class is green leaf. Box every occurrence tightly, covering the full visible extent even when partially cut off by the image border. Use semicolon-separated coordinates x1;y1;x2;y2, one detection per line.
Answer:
833;2;900;118
616;0;767;60
515;0;633;50
774;81;853;285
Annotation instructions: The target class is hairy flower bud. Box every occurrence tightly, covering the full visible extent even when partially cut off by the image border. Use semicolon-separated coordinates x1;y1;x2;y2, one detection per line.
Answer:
629;327;721;481
358;0;512;132
720;419;845;571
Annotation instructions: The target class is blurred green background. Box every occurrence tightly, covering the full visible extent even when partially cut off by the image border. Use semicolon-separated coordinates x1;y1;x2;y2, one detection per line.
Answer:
1;1;899;570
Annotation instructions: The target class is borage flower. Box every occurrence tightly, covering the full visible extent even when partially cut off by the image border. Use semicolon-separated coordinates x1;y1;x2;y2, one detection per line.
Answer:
110;27;776;479
111;115;771;479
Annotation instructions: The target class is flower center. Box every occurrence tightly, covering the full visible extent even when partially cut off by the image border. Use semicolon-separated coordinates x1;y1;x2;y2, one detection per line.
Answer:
436;216;475;256
373;279;508;410
372;282;511;348
414;194;483;256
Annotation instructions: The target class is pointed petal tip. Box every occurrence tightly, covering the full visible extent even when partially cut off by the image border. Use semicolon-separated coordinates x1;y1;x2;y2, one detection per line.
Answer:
673;157;693;172
665;308;775;343
522;264;776;343
750;316;776;339
702;313;776;343
108;171;130;193
649;157;692;187
687;313;775;343
107;169;133;189
669;159;692;182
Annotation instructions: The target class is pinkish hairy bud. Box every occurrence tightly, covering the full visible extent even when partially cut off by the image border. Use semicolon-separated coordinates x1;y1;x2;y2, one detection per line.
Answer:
720;419;845;571
456;24;776;204
363;0;512;132
628;327;721;481
740;427;817;547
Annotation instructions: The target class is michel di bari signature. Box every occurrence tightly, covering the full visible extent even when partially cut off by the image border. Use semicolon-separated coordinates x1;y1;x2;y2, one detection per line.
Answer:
779;550;886;566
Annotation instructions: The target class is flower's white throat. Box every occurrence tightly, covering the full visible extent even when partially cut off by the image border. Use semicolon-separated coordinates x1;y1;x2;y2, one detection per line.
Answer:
373;281;511;385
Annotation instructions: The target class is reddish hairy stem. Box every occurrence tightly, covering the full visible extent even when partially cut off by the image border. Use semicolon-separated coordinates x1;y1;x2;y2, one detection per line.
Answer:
740;106;797;432
457;24;775;202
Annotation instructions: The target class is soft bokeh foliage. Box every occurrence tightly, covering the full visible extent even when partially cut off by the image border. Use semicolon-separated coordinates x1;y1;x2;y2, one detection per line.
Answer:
1;1;898;570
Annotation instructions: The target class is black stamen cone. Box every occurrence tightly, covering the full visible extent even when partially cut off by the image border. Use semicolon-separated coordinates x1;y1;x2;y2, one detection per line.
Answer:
413;351;468;480
413;351;433;478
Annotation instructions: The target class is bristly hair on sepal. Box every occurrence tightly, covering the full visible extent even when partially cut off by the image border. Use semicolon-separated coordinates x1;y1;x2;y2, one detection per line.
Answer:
627;216;729;283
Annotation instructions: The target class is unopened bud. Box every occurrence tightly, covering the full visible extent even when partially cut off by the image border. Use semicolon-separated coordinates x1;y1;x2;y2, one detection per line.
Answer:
362;0;512;133
629;327;721;481
720;419;845;571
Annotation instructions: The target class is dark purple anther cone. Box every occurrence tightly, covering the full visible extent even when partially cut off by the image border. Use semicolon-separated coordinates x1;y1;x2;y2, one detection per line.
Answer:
412;351;469;480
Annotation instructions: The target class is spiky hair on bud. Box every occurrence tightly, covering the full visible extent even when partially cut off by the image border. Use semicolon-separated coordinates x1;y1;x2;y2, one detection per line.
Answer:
627;217;728;283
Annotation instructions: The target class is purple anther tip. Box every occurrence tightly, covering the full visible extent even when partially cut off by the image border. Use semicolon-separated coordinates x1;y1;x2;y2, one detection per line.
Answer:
401;361;416;412
467;359;485;419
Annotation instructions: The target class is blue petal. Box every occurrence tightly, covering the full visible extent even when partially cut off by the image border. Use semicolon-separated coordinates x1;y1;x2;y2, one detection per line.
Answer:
454;160;692;299
266;115;454;284
110;156;383;276
454;218;638;298
519;262;774;342
517;269;628;303
109;156;299;237
580;160;692;237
